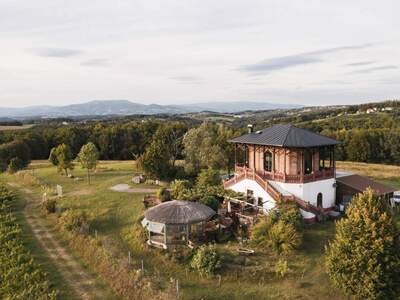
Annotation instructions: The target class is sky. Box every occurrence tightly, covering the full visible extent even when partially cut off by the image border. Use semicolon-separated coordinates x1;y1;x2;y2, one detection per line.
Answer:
0;0;399;107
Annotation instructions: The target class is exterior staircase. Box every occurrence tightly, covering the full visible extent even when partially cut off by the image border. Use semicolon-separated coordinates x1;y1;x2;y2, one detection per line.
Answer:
224;170;327;217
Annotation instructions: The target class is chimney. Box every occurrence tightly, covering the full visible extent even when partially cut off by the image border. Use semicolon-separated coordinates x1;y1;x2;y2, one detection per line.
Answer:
247;124;254;134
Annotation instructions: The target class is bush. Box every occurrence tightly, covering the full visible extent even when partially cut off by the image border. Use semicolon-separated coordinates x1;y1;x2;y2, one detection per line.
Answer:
277;203;303;229
42;198;57;214
195;169;221;188
199;195;219;211
250;216;302;255
325;188;400;299
250;217;274;247
190;244;222;276
275;258;289;278
157;187;171;202
170;180;192;200
268;221;302;255
7;157;24;173
59;210;89;233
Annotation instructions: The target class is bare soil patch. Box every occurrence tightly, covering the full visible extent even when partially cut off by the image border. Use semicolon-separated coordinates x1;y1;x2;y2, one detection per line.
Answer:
110;183;157;194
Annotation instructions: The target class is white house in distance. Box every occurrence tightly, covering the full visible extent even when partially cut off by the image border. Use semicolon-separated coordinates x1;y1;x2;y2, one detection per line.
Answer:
224;124;340;223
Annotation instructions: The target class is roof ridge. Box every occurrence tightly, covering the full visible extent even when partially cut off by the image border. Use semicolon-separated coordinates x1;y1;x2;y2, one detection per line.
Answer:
281;124;292;146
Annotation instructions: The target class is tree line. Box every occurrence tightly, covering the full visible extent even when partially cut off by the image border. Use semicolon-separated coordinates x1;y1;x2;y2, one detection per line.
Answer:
2;112;400;174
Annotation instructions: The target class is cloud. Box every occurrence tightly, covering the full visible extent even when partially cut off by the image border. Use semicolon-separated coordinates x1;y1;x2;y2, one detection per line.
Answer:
346;60;376;67
34;48;83;58
240;43;374;75
170;75;203;84
80;58;109;67
351;65;398;74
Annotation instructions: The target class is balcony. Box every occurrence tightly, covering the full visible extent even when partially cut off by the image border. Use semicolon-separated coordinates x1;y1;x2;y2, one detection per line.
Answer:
234;164;334;184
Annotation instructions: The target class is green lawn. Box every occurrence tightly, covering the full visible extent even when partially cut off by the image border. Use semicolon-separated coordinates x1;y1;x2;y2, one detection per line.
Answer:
10;160;398;299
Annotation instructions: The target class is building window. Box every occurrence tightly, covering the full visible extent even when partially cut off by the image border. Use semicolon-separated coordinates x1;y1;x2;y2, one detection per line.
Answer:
264;151;273;172
319;147;332;170
317;193;323;208
304;150;313;174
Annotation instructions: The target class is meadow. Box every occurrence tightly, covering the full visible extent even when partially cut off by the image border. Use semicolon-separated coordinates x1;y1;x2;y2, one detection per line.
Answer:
2;160;399;299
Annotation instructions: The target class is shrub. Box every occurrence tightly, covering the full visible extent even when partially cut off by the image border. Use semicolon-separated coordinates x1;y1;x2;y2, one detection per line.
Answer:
275;258;289;278
157;187;171;202
59;210;89;233
195;169;221;188
199;195;219;211
170;180;192;200
277;203;303;229
7;157;24;173
268;221;302;255
42;198;57;214
250;217;274;247
190;244;222;276
325;188;400;299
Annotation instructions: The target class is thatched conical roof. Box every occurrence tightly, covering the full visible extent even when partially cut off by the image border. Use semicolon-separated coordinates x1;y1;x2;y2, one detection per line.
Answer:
144;200;215;225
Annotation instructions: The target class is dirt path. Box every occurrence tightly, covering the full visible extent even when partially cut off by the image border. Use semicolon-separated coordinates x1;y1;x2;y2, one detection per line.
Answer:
8;182;109;300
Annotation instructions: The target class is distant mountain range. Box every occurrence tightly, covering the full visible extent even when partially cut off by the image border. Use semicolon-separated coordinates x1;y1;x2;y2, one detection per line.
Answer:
0;100;303;118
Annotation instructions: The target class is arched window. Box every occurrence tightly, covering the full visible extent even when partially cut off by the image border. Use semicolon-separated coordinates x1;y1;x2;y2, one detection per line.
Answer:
317;193;323;208
264;151;273;172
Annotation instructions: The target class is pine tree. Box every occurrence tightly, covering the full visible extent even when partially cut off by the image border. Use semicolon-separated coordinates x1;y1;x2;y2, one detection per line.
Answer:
325;188;400;299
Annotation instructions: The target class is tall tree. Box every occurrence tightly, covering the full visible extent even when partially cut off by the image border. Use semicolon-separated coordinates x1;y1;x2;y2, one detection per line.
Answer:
138;140;172;180
326;188;400;299
183;123;229;175
77;142;99;184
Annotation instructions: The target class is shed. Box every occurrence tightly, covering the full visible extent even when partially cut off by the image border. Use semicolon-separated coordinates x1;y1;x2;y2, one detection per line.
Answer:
142;200;216;249
336;174;396;206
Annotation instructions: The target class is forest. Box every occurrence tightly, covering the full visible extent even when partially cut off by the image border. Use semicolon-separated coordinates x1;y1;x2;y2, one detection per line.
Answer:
1;100;400;174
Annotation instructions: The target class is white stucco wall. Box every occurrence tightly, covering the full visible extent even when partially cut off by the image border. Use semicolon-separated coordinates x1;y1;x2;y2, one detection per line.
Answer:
274;178;336;208
228;179;276;212
227;177;336;220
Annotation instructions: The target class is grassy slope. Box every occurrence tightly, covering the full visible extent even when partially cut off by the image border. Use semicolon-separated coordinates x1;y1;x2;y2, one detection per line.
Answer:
8;160;400;299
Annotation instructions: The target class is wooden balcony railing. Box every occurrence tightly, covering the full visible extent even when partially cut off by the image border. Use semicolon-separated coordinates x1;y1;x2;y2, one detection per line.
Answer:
234;165;334;184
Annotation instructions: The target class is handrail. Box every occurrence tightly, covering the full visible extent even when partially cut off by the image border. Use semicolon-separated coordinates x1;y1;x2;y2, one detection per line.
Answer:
225;167;326;216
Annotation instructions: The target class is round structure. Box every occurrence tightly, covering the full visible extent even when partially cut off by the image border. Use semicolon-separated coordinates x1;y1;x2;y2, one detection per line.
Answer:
142;200;216;249
145;200;215;225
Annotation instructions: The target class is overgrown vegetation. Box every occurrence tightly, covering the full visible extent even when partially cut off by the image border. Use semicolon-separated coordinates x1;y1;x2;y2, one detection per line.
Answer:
0;185;57;299
190;244;222;276
251;203;303;255
326;188;400;299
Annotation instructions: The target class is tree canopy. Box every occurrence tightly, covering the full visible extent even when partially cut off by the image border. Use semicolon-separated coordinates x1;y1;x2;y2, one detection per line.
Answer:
325;188;400;299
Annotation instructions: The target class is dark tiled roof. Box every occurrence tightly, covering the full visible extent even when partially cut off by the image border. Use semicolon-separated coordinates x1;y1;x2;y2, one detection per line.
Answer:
336;174;396;196
229;124;340;148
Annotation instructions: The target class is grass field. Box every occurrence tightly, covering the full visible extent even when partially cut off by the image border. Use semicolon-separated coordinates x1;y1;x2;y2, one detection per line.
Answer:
2;160;399;299
0;124;34;131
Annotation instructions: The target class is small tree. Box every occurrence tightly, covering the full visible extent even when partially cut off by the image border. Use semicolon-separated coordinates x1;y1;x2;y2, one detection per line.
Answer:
48;147;59;166
77;143;99;184
49;144;74;176
325;188;400;299
190;244;222;276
